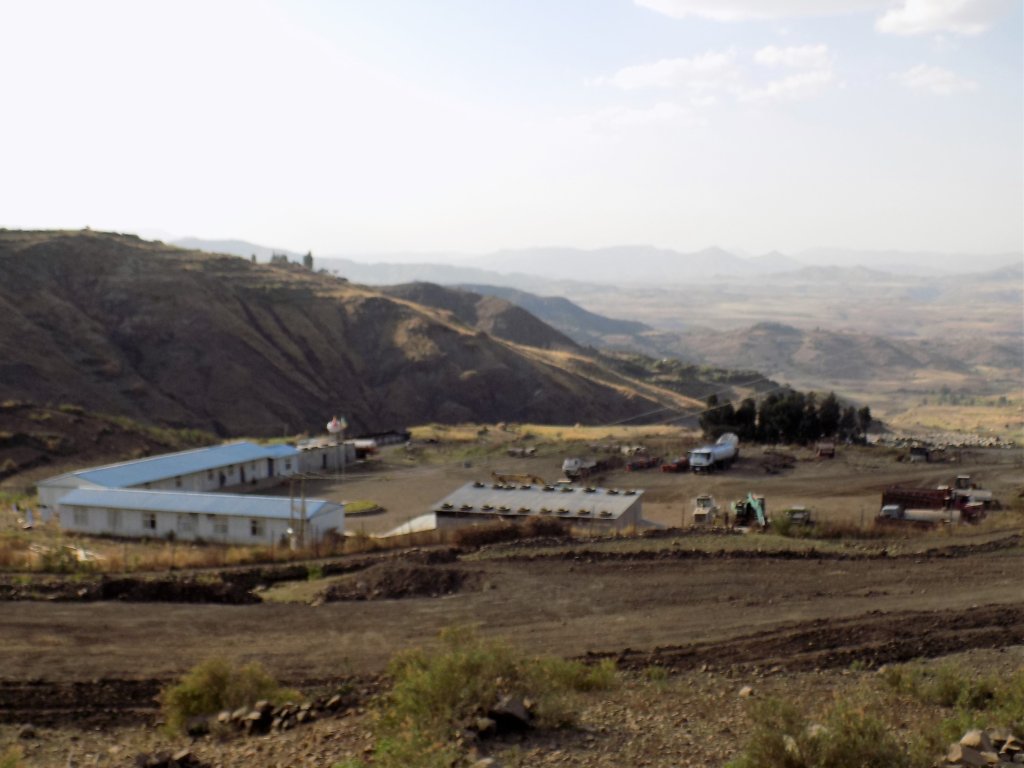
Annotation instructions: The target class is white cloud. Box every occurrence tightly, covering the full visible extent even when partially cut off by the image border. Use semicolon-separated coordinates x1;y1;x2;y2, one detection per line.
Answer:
634;0;882;22
597;51;737;91
739;69;835;102
562;101;706;137
893;63;978;94
755;44;832;69
876;0;1010;35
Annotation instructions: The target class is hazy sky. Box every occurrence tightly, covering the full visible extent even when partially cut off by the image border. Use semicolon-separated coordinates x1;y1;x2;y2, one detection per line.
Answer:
2;0;1021;257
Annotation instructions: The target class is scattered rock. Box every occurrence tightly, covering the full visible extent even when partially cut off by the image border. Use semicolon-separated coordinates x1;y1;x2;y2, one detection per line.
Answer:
17;723;36;739
738;686;754;698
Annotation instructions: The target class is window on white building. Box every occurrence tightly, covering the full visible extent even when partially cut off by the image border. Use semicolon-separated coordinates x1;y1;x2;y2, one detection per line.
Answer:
107;509;121;530
250;519;264;537
177;514;197;534
213;519;228;537
175;476;183;488
142;512;157;531
73;509;88;526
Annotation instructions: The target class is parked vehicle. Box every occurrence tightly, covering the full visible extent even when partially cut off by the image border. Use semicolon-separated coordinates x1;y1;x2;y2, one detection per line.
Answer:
732;494;768;529
691;495;720;526
688;433;739;473
626;456;661;471
661;457;689;473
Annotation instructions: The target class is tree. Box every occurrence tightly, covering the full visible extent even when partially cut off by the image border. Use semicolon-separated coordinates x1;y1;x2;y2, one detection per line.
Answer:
303;251;313;270
856;406;872;436
818;391;841;437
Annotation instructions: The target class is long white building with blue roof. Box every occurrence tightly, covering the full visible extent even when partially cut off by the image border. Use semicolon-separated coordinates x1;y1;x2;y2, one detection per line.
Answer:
38;442;345;546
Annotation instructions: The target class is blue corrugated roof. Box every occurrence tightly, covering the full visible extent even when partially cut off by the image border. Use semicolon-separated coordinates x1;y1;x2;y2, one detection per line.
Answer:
58;488;339;520
74;442;298;489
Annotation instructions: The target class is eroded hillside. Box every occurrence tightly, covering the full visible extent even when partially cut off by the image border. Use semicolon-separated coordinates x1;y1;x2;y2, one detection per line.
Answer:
0;231;669;436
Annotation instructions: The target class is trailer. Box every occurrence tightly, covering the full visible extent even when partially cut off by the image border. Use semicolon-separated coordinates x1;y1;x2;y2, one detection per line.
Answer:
661;457;689;473
688;433;739;473
626;456;661;471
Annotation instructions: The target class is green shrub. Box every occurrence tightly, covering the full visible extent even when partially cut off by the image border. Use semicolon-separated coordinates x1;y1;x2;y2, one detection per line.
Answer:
373;627;616;768
728;697;918;768
159;657;300;733
452;521;522;548
1;747;23;768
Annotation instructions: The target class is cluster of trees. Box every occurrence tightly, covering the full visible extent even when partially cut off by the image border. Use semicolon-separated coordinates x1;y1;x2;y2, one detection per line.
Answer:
699;390;871;445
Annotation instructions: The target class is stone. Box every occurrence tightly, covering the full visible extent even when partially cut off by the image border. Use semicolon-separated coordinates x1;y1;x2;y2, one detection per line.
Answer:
470;759;501;768
963;731;994;753
489;695;532;732
326;694;343;710
475;717;497;736
185;716;210;737
738;686;754;698
17;724;36;739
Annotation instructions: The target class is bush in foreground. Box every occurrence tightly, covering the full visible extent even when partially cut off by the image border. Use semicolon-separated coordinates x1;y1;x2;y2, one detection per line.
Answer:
159;657;300;733
728;697;923;768
372;626;616;768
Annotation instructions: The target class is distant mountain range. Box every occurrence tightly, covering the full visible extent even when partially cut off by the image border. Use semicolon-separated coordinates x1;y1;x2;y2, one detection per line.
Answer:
171;237;1021;287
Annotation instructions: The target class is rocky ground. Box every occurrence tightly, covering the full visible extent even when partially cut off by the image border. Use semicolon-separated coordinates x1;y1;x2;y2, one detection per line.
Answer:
2;645;1022;767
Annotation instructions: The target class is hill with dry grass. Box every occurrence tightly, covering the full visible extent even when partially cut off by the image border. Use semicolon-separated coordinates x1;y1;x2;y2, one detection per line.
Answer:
381;283;581;352
0;231;692;438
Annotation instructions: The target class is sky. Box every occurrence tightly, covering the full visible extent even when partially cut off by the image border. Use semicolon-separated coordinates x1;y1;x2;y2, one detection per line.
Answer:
1;0;1021;258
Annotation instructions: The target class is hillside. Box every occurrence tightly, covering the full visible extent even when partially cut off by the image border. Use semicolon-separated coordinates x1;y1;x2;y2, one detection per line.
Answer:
380;283;580;352
0;231;674;438
456;284;650;347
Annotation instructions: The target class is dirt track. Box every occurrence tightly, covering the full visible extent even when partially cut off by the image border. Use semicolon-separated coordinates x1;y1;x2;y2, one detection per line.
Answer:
2;536;1021;727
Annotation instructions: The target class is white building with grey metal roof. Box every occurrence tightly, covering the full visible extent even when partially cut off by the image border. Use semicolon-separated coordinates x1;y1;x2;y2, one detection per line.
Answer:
382;481;645;536
37;441;346;545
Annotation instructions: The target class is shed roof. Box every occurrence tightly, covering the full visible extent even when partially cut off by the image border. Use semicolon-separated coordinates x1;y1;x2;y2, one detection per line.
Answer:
433;482;642;520
66;442;298;489
57;488;338;520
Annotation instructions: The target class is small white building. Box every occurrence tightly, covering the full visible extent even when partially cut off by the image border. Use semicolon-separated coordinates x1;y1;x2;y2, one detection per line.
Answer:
55;488;344;546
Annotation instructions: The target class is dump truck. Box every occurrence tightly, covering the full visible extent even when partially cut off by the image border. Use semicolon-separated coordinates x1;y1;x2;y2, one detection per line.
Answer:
688;433;739;473
691;495;720;526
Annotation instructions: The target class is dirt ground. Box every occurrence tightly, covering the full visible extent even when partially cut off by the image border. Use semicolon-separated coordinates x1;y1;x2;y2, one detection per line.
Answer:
283;442;1024;535
1;441;1022;766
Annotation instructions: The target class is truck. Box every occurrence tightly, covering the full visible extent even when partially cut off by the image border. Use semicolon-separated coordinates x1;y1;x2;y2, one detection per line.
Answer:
561;457;609;480
688;433;739;473
877;479;988;525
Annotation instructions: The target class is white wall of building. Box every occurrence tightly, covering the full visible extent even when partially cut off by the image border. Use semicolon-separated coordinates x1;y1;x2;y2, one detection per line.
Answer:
56;503;344;546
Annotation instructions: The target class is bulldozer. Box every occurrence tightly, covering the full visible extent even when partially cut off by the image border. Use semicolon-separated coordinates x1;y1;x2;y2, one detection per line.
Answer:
732;494;768;530
691;495;720;526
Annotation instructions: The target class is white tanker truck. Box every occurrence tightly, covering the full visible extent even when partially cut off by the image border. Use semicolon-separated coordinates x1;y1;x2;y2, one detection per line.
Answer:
688;433;739;473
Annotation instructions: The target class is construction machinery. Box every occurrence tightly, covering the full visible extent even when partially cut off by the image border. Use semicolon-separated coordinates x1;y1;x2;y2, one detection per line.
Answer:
732;494;768;529
691;495;720;526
